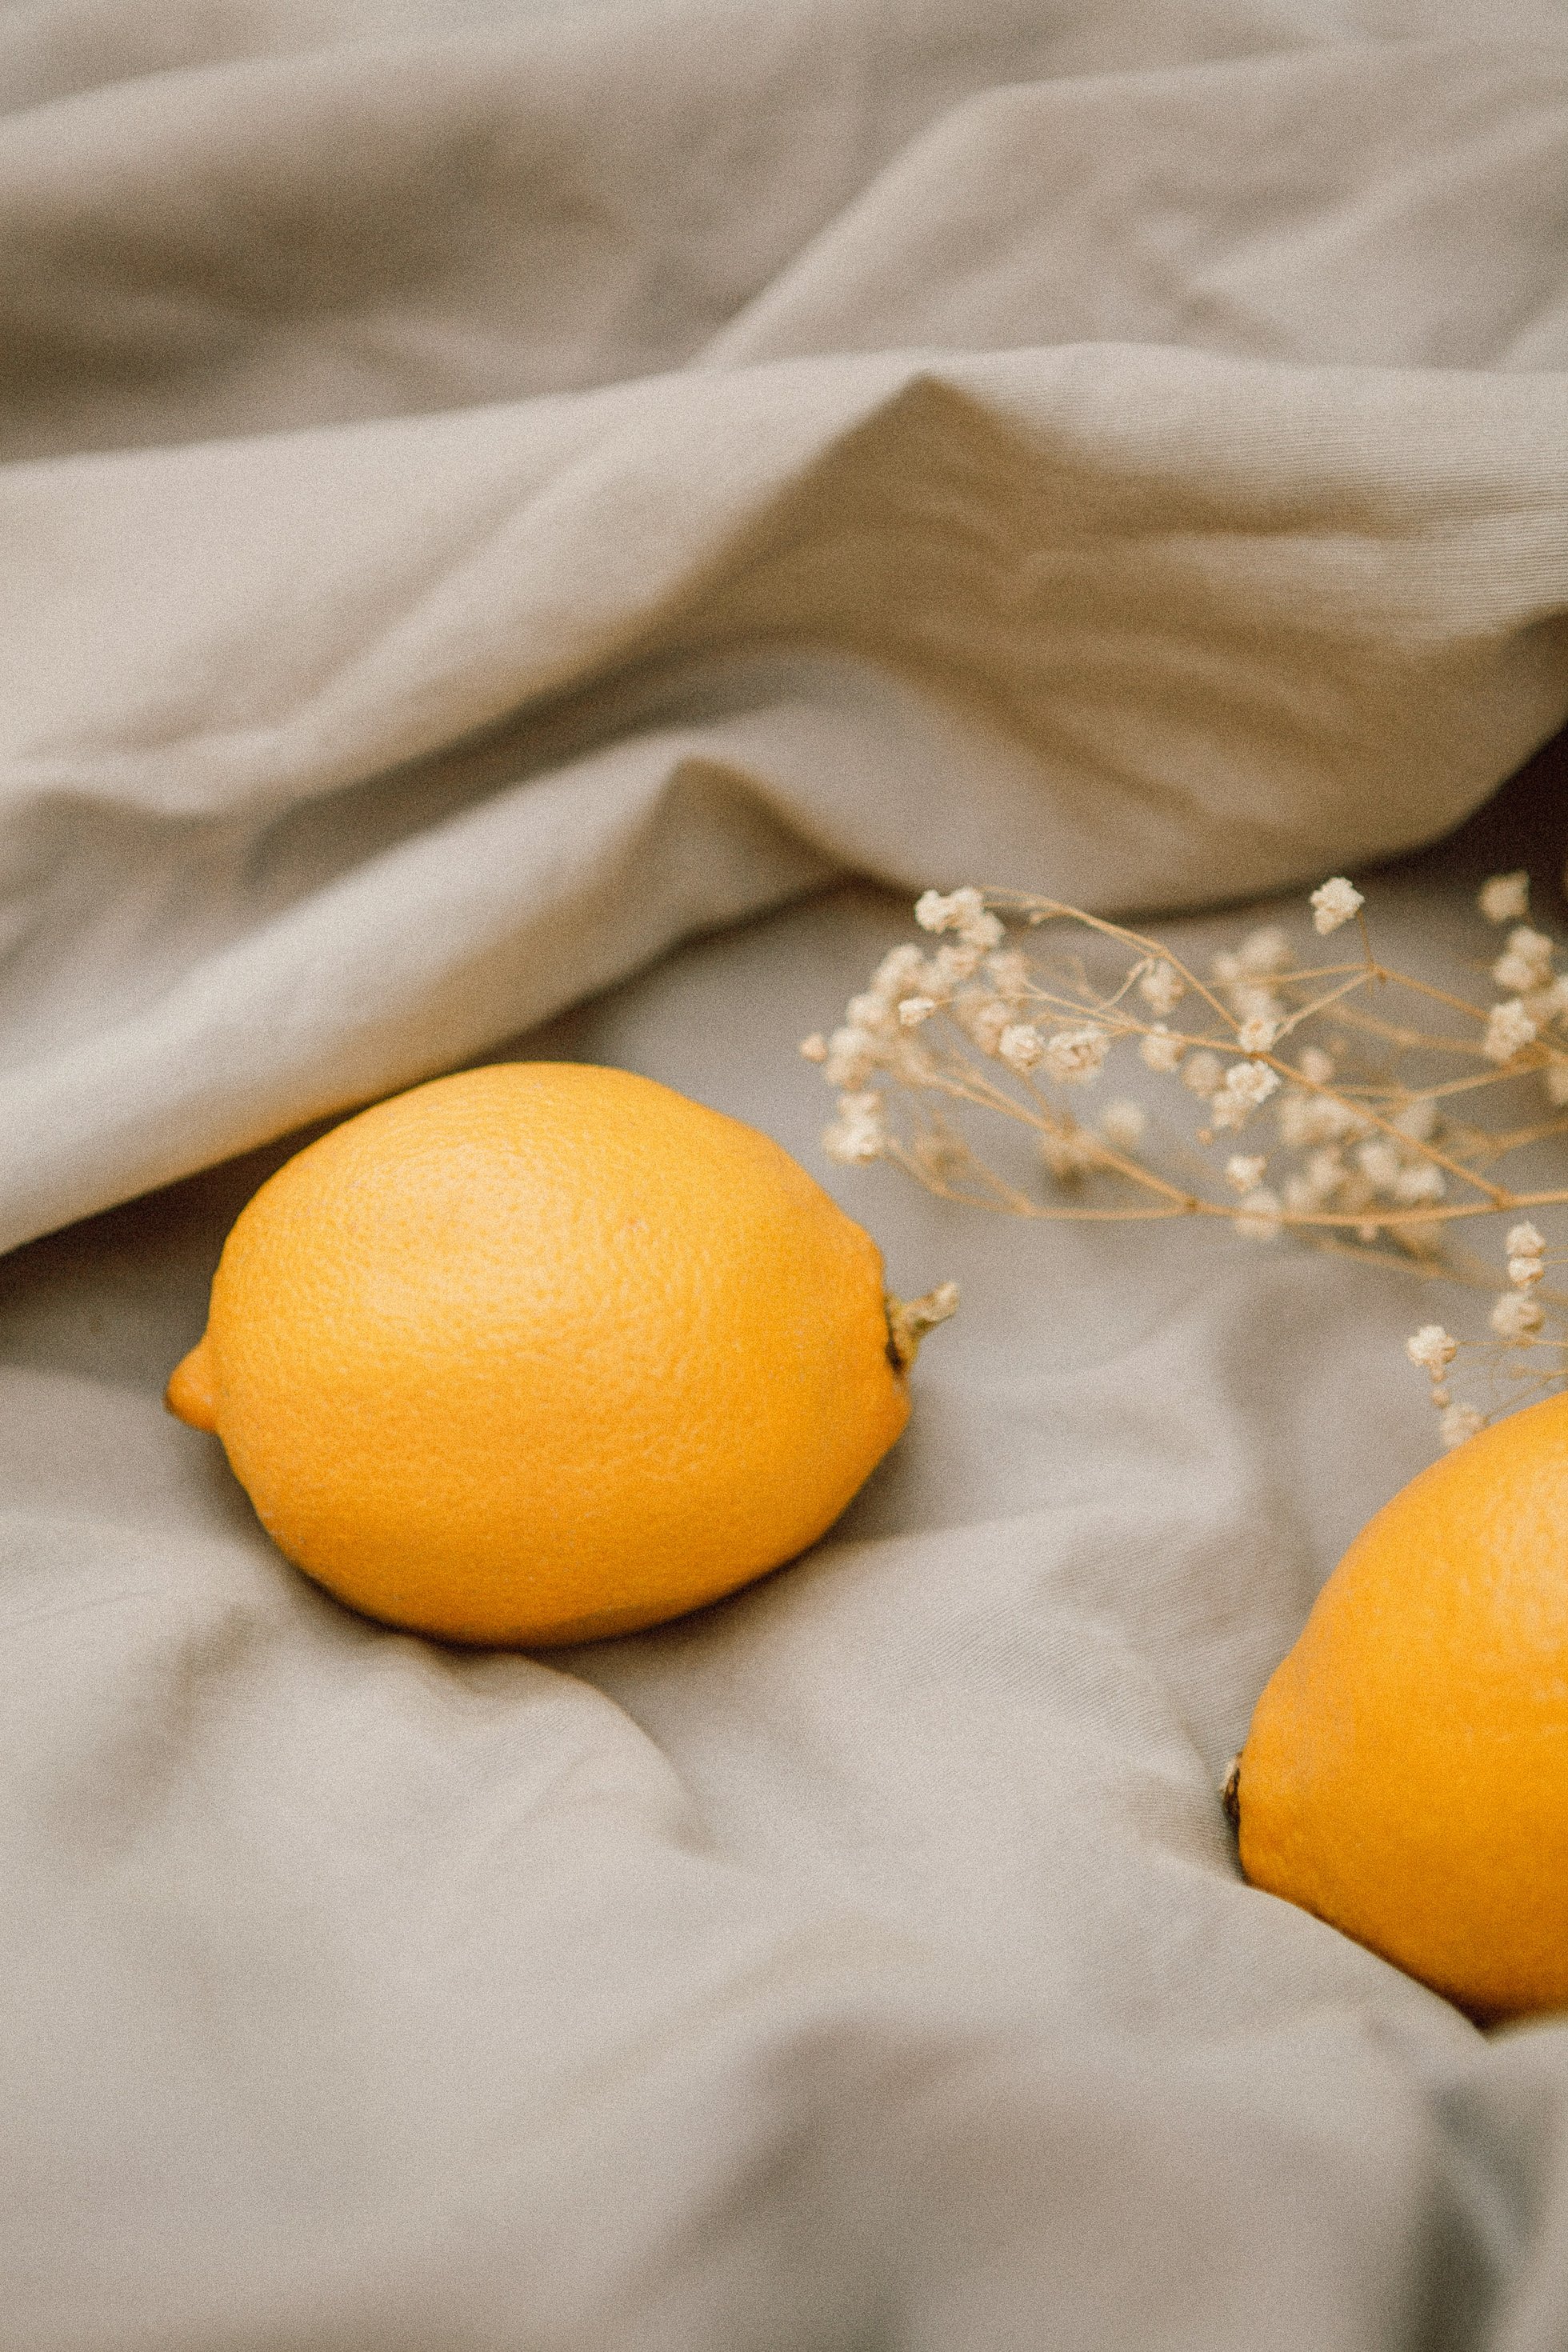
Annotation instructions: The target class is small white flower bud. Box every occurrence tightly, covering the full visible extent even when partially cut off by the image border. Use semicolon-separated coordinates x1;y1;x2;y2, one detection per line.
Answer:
1406;1325;1458;1373
1310;877;1364;934
914;886;1000;948
1238;926;1291;977
823;1026;881;1089
1139;1025;1184;1072
1234;1188;1282;1241
1490;1289;1545;1340
957;889;1006;950
1222;1060;1280;1109
1391;1096;1437;1142
998;1022;1046;1073
1101;1099;1147;1150
1506;1222;1546;1258
898;995;937;1028
1225;1154;1266;1192
986;950;1032;1004
1356;1139;1403;1194
846;990;897;1037
1277;1092;1348;1148
1303;1148;1346;1202
1182;1050;1223;1098
822;1091;888;1164
871;944;927;998
891;1038;937;1088
1439;1402;1485;1448
1478;871;1529;925
799;1033;828;1062
1483;998;1538;1064
1038;1125;1101;1181
1236;1016;1279;1054
934;942;983;985
914;888;957;933
1043;1025;1111;1084
1298;1046;1334;1086
961;996;1011;1056
1493;926;1555;995
1234;986;1284;1029
1138;960;1186;1017
1392;1162;1445;1206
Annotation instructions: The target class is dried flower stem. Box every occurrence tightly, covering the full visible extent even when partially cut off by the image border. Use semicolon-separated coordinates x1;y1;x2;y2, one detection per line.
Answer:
804;874;1568;1449
885;1282;962;1370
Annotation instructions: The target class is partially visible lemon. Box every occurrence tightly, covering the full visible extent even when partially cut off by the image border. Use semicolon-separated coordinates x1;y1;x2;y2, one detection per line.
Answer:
1230;1393;1568;2020
166;1063;951;1646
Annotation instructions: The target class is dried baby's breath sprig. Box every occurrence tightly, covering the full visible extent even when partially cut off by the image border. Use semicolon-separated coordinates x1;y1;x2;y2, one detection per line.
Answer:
1407;1219;1568;1446
805;871;1568;1447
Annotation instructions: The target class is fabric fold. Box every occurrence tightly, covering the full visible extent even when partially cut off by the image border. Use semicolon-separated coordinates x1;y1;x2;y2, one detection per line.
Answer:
4;342;1566;1245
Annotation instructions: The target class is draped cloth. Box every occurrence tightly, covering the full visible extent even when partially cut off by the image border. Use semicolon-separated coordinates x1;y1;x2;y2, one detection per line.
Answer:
3;2;1568;2344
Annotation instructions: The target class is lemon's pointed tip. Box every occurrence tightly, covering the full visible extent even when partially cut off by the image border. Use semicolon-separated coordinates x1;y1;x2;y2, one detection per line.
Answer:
166;1335;218;1431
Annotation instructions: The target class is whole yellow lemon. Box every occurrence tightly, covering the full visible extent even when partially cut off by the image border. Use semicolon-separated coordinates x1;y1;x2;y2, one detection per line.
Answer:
166;1063;947;1646
1230;1391;1568;2020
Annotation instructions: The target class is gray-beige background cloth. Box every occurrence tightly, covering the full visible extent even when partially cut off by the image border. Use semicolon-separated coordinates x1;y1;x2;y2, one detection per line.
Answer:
4;0;1568;2343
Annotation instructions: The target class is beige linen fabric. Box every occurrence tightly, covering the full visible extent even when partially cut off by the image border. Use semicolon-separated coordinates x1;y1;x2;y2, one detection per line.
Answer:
3;0;1568;1248
3;2;1568;2346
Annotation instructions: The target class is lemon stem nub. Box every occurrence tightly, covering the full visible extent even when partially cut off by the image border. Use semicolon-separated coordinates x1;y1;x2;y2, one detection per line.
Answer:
166;1336;218;1431
885;1282;959;1371
1221;1755;1242;1831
